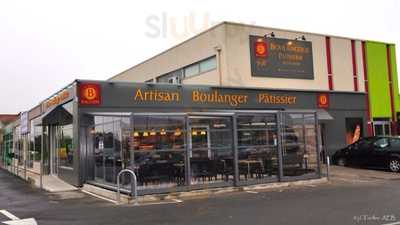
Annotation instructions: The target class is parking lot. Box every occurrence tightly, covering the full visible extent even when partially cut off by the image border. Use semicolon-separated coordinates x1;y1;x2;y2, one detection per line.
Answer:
1;166;400;225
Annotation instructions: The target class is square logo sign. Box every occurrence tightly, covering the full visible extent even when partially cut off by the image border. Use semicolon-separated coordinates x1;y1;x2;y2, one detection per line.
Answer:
79;83;101;105
317;93;329;108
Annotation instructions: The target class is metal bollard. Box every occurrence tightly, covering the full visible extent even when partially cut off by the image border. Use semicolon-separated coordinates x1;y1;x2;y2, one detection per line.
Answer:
326;156;330;181
116;169;138;206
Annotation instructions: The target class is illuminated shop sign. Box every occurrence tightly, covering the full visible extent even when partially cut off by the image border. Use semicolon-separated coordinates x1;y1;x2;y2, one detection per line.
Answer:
134;89;180;103
132;88;297;107
79;83;101;105
42;88;73;112
250;35;314;79
317;93;329;108
81;82;362;111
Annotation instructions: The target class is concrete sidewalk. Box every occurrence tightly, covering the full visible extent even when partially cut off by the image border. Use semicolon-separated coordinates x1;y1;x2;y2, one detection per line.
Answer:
82;178;329;205
1;167;77;193
324;165;400;181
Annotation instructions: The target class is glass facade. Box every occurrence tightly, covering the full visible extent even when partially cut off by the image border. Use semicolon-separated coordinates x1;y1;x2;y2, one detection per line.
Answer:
237;114;279;182
133;115;186;189
58;124;73;169
93;116;130;184
189;116;233;185
281;113;319;177
86;111;320;194
2;131;13;166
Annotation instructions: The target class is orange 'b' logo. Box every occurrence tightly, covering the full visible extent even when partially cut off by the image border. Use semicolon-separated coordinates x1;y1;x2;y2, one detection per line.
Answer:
254;39;268;57
319;95;327;105
256;44;266;56
317;93;329;108
79;83;101;105
84;87;97;100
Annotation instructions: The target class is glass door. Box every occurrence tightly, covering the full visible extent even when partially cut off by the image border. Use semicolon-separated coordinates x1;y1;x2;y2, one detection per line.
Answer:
91;116;132;185
236;114;279;183
373;121;391;136
49;126;59;175
188;116;234;185
189;126;211;158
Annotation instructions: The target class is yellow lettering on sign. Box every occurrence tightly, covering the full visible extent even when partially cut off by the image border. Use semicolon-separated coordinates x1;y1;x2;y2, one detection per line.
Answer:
134;89;180;103
257;93;297;105
44;90;70;109
192;90;248;107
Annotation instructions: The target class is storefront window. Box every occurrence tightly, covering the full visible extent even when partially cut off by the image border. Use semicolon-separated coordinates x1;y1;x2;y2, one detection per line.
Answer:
133;115;186;189
87;111;320;192
33;126;42;162
237;114;278;182
281;113;319;177
2;132;13;166
13;126;23;166
93;116;130;185
188;116;233;185
59;124;73;169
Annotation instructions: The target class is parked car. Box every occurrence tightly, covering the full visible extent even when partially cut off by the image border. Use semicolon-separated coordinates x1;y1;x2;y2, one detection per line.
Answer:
332;136;400;172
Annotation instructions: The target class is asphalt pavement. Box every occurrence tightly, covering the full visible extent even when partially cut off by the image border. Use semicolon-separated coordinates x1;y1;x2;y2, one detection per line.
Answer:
1;167;400;225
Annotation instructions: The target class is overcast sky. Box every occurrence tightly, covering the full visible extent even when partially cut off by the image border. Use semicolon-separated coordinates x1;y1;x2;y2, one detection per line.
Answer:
0;0;399;114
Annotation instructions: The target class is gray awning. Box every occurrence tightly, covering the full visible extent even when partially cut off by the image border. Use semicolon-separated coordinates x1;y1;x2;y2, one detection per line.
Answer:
317;109;333;121
41;106;73;126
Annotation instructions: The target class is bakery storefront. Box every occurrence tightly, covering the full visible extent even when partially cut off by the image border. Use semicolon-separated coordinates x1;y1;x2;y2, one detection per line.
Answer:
39;80;366;195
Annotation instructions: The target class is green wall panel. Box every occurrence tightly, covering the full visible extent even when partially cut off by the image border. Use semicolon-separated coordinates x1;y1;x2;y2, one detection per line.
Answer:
389;45;400;114
365;42;391;119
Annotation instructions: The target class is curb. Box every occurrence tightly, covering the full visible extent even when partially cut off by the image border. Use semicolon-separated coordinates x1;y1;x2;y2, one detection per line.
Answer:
82;177;328;205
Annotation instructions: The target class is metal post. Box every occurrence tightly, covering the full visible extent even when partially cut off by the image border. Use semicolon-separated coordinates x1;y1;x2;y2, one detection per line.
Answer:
24;159;26;180
116;169;138;206
277;112;284;181
315;113;322;177
24;135;27;180
184;116;191;186
40;126;44;189
326;156;330;181
232;114;239;186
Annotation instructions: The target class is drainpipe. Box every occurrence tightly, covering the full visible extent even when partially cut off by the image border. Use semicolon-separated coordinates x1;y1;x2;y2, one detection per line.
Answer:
214;46;222;86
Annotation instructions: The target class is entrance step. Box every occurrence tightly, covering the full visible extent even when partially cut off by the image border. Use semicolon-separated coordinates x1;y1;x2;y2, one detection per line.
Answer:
30;174;78;192
81;184;131;204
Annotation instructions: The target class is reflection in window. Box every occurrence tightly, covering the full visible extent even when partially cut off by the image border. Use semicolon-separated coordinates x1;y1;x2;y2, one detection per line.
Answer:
34;126;42;161
237;115;278;181
281;113;318;177
199;56;217;73
189;116;233;185
133;116;186;189
184;64;200;77
92;116;130;184
59;124;73;169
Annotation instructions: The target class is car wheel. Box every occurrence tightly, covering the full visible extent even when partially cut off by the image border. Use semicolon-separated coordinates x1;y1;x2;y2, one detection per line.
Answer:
389;158;400;172
337;158;347;167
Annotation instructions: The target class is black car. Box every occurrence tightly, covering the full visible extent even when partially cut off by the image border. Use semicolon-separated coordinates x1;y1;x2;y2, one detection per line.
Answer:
332;136;400;172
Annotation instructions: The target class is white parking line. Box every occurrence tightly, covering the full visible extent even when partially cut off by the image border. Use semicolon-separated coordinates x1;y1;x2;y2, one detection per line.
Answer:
3;218;38;225
0;209;37;225
81;190;118;204
171;199;183;203
381;222;400;225
0;210;20;220
245;191;259;194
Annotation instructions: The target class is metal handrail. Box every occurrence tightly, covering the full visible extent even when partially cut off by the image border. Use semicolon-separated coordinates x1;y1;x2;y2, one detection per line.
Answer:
116;169;138;205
